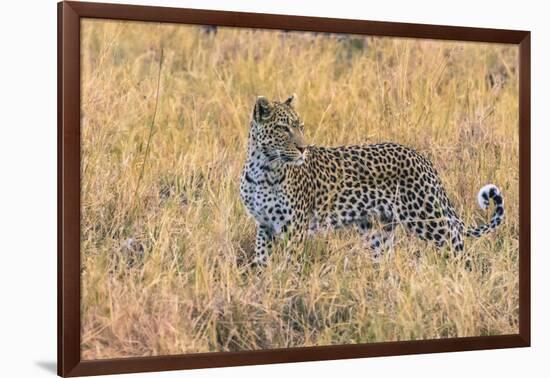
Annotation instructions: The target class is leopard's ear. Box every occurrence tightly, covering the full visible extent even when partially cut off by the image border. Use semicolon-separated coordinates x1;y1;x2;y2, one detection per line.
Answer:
253;96;273;121
284;93;297;107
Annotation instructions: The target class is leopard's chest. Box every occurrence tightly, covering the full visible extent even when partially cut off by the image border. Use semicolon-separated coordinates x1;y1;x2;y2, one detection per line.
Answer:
240;163;294;234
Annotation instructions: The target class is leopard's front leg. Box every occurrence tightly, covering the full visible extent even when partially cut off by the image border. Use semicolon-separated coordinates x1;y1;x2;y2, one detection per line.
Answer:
279;209;309;268
253;224;274;267
253;214;308;268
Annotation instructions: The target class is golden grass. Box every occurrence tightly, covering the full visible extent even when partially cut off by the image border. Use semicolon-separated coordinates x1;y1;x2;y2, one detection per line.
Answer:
80;19;519;359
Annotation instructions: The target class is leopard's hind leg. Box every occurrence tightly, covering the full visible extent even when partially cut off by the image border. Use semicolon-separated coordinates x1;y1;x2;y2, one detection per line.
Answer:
449;220;474;270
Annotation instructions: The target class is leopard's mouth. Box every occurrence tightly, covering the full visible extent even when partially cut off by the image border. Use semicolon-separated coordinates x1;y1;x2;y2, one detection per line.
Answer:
298;148;309;164
283;148;308;166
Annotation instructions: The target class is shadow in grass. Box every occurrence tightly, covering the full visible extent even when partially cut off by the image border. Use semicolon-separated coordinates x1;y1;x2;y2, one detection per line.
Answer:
35;361;57;374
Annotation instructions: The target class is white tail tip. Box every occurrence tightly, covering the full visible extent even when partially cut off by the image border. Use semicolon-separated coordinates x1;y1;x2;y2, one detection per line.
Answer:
477;184;500;209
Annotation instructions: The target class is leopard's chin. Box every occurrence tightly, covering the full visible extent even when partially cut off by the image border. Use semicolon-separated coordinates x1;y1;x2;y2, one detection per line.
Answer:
289;159;305;166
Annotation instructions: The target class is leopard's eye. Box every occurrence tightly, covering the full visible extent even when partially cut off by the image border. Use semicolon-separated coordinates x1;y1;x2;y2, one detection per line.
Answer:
277;124;291;133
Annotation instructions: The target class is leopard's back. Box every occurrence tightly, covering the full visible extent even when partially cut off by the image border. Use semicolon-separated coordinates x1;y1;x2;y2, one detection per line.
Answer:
304;143;447;232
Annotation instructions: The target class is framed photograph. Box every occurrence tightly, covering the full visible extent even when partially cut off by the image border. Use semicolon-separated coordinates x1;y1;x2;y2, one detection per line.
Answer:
58;1;530;376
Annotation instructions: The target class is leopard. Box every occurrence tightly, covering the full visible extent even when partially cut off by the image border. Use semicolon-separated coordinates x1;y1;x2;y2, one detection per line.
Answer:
239;95;504;267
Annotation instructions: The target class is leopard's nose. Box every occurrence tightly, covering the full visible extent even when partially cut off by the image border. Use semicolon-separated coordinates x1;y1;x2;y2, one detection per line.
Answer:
296;145;306;153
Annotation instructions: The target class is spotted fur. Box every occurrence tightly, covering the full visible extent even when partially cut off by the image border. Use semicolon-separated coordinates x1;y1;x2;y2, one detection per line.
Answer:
240;95;504;266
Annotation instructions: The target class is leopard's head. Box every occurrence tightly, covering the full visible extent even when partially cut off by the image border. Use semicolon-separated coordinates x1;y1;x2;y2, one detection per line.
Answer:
249;95;308;166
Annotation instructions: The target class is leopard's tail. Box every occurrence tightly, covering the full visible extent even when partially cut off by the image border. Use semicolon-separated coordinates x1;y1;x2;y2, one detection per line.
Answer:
465;184;504;238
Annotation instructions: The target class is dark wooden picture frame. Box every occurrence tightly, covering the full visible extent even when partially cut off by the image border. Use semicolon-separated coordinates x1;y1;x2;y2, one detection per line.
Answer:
58;1;531;376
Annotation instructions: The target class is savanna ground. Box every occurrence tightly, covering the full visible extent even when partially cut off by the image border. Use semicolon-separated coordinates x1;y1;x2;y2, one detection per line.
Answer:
80;19;519;359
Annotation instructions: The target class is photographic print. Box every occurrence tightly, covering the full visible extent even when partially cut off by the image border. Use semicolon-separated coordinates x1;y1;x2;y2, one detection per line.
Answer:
79;17;520;360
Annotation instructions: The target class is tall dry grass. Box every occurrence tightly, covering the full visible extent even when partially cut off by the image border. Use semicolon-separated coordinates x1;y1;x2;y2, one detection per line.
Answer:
80;19;519;359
